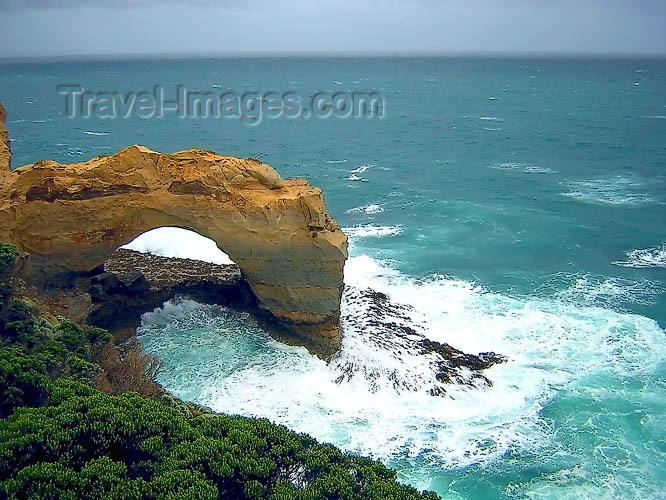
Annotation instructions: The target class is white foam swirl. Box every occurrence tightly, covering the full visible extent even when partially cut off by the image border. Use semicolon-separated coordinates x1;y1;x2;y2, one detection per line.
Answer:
613;243;666;269
346;203;384;214
343;225;403;238
491;162;556;174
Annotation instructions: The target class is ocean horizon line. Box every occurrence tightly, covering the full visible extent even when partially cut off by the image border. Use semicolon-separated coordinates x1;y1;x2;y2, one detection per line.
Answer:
2;49;666;64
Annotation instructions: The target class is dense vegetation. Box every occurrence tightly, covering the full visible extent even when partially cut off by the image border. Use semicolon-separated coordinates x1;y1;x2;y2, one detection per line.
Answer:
0;243;440;500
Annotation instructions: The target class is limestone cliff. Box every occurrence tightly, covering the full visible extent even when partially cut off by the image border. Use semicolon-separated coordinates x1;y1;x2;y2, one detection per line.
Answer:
0;107;347;351
0;102;9;170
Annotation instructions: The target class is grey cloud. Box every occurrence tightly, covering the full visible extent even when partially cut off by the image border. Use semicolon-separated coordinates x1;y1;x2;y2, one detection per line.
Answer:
1;0;665;57
3;0;244;10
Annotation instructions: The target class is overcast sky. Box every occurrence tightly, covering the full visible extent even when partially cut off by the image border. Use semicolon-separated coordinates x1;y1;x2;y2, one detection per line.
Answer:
1;0;665;58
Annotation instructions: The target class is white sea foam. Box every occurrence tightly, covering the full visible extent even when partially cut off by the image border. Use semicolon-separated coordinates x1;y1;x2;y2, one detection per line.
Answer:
613;243;666;269
536;272;665;308
491;162;555;174
346;174;368;182
122;227;234;265
346;203;384;214
560;176;657;205
324;159;347;164
479;116;502;122
349;163;374;174
343;224;403;238
139;254;666;480
83;131;110;136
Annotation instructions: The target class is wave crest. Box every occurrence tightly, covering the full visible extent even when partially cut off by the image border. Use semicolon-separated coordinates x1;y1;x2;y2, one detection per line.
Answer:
613;243;666;269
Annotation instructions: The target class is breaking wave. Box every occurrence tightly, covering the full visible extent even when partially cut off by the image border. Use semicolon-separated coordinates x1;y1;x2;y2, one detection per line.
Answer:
491;163;556;174
342;224;404;238
613;243;666;269
346;203;384;214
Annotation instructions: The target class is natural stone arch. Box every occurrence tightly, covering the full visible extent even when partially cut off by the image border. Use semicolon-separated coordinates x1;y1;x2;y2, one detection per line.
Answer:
0;106;347;350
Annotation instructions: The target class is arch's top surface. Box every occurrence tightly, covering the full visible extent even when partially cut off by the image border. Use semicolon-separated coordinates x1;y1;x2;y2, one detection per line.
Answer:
0;104;347;350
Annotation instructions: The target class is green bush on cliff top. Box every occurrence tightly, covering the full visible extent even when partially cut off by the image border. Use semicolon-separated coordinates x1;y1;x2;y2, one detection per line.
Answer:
0;377;439;499
0;243;18;277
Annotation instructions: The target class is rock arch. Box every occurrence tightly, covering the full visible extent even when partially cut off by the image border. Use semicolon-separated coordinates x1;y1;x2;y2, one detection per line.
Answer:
0;104;347;350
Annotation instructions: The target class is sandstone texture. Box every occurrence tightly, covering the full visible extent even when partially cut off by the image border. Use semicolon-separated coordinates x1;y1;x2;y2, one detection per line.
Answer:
0;103;348;350
0;103;9;170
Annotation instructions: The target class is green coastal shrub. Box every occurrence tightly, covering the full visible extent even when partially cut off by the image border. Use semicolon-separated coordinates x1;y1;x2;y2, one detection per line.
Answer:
0;284;11;305
0;386;439;499
1;299;43;347
0;312;105;386
0;348;50;418
53;318;92;356
0;243;18;277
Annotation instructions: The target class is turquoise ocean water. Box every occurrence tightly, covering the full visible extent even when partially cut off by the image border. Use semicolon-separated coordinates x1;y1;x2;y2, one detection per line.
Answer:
1;57;665;499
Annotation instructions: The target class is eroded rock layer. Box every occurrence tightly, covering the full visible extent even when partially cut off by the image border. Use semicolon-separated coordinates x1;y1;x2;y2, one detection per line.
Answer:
0;106;347;350
0;103;10;170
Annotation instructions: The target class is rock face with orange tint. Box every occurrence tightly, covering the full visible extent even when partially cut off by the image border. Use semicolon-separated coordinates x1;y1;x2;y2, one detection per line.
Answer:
0;104;347;351
0;103;10;171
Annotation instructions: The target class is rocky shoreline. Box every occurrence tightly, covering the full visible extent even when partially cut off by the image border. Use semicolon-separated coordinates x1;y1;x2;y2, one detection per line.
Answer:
101;252;507;393
12;248;505;394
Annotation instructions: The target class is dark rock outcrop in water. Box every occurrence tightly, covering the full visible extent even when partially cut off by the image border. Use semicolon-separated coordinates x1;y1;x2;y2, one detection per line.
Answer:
337;288;506;395
0;102;347;353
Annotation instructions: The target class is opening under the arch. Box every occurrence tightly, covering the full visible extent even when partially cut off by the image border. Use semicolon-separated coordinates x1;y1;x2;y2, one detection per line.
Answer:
122;227;234;265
